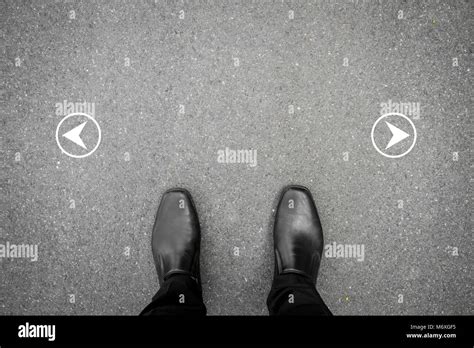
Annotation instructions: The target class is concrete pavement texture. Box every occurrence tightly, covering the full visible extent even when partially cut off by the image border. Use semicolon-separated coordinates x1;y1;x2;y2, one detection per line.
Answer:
1;0;472;315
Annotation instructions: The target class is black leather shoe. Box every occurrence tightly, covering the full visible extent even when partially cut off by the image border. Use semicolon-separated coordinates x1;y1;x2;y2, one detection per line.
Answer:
152;188;201;285
273;185;324;284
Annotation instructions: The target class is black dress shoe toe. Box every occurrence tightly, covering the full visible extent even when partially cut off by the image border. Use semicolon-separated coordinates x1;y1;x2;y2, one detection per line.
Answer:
152;188;201;285
273;185;324;284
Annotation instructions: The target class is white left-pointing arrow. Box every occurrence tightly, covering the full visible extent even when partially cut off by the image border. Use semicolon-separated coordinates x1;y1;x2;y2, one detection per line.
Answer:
63;121;87;149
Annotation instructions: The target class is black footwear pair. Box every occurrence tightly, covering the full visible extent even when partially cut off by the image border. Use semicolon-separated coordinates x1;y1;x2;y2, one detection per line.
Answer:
152;186;324;287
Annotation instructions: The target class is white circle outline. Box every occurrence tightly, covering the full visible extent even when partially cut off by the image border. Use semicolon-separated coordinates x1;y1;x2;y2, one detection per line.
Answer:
371;112;417;159
55;112;101;159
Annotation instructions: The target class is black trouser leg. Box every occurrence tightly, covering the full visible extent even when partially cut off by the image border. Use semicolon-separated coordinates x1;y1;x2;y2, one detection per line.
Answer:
267;273;332;315
140;274;207;316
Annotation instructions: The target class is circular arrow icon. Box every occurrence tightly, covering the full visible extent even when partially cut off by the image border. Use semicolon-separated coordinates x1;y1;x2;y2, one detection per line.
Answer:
55;112;101;158
371;112;417;158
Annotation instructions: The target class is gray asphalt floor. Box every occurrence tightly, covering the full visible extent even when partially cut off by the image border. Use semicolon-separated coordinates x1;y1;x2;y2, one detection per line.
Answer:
1;0;472;315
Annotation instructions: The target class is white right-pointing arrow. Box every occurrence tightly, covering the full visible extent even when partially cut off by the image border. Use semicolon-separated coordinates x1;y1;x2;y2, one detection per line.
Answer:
63;121;88;149
385;121;410;149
